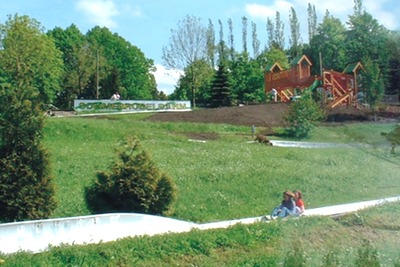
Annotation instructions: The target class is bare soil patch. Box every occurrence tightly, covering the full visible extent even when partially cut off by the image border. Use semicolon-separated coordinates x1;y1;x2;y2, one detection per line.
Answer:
147;103;400;128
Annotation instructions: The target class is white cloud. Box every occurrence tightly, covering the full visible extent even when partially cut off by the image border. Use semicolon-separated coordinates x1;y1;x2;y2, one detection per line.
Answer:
245;1;292;20
153;64;183;95
76;0;119;28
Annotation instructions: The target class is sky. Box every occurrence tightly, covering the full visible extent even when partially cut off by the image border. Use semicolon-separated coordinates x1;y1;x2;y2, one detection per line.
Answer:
1;0;399;95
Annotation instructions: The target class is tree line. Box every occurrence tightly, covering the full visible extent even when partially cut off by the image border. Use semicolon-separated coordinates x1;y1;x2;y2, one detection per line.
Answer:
0;14;164;111
164;0;400;109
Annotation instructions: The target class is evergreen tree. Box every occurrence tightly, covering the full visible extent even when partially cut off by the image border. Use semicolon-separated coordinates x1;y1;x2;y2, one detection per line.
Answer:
85;137;177;215
0;14;59;222
210;64;231;107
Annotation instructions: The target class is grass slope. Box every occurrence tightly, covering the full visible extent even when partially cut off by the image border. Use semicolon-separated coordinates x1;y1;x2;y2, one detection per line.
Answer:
42;113;400;223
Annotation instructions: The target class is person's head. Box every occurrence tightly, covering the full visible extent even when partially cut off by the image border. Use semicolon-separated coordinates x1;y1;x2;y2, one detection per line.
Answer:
283;190;295;199
294;190;302;200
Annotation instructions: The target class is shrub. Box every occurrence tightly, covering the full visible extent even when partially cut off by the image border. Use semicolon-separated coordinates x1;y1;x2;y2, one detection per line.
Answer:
85;136;177;215
0;91;57;222
284;96;325;139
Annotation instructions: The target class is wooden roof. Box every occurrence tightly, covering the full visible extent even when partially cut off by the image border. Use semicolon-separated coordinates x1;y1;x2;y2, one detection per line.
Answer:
265;62;284;72
343;62;363;74
290;55;312;67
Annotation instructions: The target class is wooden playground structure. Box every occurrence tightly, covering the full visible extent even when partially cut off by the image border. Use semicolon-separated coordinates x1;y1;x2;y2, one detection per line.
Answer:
264;55;363;108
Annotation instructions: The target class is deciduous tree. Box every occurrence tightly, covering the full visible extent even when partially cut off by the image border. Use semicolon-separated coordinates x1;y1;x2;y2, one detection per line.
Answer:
162;15;208;107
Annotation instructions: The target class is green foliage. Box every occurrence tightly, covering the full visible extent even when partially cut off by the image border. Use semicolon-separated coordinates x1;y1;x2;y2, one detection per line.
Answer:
0;15;58;222
361;57;385;112
210;64;232;107
229;52;265;104
85;136;177;215
354;240;381;267
0;14;63;105
284;96;325;138
309;12;347;74
171;59;214;106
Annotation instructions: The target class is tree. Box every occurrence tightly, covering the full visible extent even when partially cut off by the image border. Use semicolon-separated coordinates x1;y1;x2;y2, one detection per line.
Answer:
242;16;248;54
85;137;177;215
386;31;400;96
206;19;216;68
262;47;290;70
251;21;261;58
48;24;94;109
0;14;63;105
228;18;235;61
210;64;231;107
162;15;208;108
284;95;325;138
288;7;301;59
172;59;214;106
0;14;58;222
360;57;384;112
309;11;347;74
266;18;274;49
345;1;389;82
217;19;229;65
87;27;157;100
274;12;285;50
229;52;265;104
307;3;317;42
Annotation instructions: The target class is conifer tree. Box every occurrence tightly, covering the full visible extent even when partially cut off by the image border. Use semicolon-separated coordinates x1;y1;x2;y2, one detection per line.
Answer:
85;137;177;215
0;15;59;222
210;64;231;107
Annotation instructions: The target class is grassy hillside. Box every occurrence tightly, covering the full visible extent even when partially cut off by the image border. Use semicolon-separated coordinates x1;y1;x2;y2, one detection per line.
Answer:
42;113;400;223
3;203;400;266
2;112;399;266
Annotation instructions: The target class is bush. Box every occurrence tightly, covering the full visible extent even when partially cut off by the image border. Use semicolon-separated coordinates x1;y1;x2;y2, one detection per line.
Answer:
0;88;57;222
284;96;325;139
85;136;177;215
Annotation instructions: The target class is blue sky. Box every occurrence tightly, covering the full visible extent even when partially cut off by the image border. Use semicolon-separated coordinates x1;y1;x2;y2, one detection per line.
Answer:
1;0;399;94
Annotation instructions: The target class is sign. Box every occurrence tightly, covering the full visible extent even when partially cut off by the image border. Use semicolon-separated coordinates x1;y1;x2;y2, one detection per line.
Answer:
74;100;191;113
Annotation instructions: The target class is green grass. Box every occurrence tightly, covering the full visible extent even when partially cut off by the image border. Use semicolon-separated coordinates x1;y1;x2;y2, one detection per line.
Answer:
2;113;400;265
43;114;400;222
2;203;400;266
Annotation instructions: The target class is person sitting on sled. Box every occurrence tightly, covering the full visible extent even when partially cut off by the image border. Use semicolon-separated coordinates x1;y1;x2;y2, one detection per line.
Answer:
271;191;296;218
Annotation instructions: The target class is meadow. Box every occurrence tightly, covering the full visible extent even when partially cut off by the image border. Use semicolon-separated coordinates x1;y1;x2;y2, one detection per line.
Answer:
43;113;400;223
2;112;400;266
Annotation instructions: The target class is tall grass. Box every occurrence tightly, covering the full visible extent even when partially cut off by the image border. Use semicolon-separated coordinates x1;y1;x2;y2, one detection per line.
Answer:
43;114;400;222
